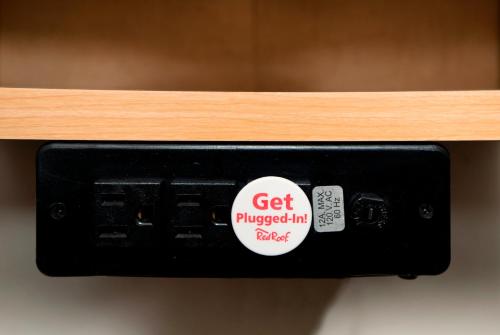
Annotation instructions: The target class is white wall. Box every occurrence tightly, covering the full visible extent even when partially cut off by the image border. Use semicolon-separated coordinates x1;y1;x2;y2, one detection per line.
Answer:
0;141;499;335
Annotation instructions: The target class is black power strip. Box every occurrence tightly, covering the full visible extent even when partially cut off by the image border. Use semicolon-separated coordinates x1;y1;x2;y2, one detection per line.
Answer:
36;143;450;278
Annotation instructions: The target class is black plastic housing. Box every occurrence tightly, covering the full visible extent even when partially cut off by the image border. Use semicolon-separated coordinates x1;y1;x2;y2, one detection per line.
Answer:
36;143;450;278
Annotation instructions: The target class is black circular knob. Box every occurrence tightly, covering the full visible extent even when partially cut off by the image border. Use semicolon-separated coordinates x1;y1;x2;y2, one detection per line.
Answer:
350;193;389;230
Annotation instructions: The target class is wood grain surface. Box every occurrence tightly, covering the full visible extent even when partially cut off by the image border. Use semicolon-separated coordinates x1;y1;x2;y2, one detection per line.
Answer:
1;0;498;91
0;88;498;141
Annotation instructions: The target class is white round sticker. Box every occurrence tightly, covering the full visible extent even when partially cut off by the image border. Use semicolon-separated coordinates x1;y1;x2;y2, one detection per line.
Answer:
231;176;312;256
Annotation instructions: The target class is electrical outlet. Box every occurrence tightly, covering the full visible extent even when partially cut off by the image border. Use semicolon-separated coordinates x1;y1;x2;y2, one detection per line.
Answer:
36;143;450;278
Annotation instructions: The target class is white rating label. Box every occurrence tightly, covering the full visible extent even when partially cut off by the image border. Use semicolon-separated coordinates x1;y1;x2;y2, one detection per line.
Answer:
312;185;345;232
231;176;312;256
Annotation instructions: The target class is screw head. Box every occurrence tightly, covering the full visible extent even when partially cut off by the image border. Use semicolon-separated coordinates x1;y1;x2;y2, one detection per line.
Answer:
49;202;67;221
419;204;434;219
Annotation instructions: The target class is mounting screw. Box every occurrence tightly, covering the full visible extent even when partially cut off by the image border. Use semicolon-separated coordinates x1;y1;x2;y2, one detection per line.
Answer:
50;202;67;221
419;204;434;219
